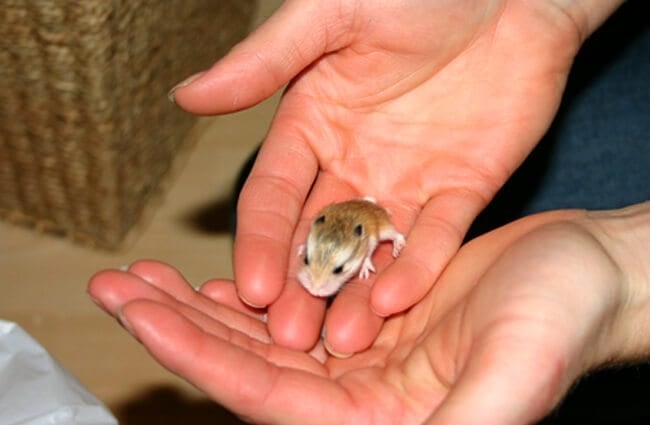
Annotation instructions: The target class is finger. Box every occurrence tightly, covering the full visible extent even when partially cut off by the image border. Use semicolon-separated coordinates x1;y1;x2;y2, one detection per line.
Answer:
126;288;272;346
233;131;318;308
89;265;271;343
171;1;354;114
128;260;267;330
267;278;327;351
199;278;329;362
322;279;384;357
127;259;198;295
371;190;485;316
199;279;267;321
97;259;220;314
322;218;414;356
88;268;170;316
266;175;357;350
118;301;354;425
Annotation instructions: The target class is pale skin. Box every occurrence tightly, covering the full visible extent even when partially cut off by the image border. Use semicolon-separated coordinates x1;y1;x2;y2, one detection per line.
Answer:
88;201;650;425
169;0;625;355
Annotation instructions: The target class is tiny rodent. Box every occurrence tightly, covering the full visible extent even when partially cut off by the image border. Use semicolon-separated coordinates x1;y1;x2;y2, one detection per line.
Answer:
297;197;406;297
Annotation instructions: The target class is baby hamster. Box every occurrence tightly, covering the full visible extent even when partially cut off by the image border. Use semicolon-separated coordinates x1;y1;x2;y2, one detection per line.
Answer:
297;197;406;297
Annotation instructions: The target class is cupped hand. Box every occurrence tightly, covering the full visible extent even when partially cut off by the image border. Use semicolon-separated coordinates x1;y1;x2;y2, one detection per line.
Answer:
172;0;585;352
88;203;650;425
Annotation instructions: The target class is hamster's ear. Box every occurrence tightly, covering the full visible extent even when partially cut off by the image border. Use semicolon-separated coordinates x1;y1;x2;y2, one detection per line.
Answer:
315;215;326;225
354;224;364;237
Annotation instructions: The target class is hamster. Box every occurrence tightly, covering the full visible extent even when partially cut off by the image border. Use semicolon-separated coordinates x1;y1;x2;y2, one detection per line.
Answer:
297;198;406;297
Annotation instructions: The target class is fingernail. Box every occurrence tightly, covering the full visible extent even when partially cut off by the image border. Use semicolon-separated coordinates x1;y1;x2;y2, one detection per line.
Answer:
167;71;205;103
370;305;390;318
323;337;353;359
239;293;267;309
117;307;137;339
320;325;354;359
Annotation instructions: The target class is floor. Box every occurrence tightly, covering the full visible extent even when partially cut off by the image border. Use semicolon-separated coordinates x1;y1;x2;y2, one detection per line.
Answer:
0;2;282;423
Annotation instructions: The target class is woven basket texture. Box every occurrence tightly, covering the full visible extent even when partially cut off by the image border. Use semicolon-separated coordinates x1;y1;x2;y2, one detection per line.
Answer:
0;0;255;249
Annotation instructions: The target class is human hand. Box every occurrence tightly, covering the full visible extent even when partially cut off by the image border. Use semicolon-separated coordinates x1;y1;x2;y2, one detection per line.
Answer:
88;201;650;424
171;0;622;353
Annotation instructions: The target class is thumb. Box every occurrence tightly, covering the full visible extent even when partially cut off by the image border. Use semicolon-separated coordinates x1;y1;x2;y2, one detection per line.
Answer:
170;0;353;115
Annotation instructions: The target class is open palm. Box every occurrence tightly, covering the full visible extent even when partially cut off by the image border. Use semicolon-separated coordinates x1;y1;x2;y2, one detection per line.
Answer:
89;207;632;425
172;0;583;353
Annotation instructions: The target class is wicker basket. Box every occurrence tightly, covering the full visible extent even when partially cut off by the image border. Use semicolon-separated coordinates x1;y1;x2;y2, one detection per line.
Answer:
0;0;256;249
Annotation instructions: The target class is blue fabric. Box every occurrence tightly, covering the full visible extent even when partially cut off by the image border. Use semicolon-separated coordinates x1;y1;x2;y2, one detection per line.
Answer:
529;15;650;213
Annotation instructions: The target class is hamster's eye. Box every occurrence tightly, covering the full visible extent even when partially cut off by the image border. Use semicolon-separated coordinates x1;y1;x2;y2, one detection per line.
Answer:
315;215;326;225
354;224;363;236
304;255;309;266
333;265;344;275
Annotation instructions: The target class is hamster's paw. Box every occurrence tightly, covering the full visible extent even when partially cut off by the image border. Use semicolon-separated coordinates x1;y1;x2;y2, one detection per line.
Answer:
392;233;406;257
359;257;376;279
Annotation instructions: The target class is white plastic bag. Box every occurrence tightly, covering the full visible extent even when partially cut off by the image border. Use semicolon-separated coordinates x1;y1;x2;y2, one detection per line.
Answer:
0;320;117;425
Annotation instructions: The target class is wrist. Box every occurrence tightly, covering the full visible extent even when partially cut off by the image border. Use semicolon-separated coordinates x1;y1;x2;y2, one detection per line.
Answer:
583;201;650;363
